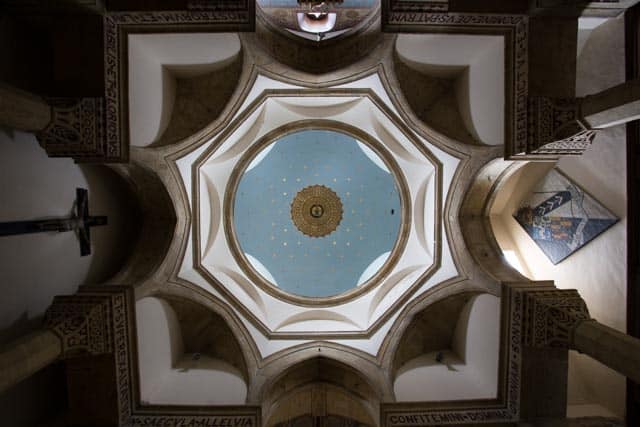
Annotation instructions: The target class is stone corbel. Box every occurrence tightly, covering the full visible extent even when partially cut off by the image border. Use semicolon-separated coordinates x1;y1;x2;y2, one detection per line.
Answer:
36;97;114;163
519;286;640;383
44;292;115;358
521;288;592;348
526;96;597;156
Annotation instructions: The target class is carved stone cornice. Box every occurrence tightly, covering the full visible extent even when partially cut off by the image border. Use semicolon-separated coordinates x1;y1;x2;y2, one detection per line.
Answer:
522;288;591;348
44;292;115;358
382;0;448;18
526;96;597;157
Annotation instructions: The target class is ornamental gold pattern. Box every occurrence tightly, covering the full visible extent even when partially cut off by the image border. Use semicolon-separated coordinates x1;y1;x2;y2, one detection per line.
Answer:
291;185;343;238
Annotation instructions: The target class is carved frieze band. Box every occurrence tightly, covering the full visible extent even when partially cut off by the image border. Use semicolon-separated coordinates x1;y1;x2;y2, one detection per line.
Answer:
527;96;597;156
36;97;118;162
522;289;591;348
128;413;260;427
45;293;114;357
383;0;448;15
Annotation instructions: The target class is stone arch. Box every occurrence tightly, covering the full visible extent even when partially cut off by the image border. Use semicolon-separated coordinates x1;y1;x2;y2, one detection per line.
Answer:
486;161;562;280
135;294;251;405
253;4;382;74
105;162;176;286
250;342;391;405
459;157;530;282
261;356;381;427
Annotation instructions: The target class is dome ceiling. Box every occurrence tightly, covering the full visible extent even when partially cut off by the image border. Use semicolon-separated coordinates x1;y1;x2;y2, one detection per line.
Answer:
174;69;463;356
233;128;402;298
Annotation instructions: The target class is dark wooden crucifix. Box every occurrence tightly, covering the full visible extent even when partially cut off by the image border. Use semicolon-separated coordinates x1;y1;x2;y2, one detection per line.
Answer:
0;188;107;256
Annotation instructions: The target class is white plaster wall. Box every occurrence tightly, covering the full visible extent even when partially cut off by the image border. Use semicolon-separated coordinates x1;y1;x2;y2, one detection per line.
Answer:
136;297;247;405
0;130;135;343
0;129;136;426
150;356;248;406
562;14;627;417
394;294;500;401
136;297;184;399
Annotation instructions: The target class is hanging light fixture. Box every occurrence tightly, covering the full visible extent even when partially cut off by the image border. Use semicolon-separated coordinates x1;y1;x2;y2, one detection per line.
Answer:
296;1;343;40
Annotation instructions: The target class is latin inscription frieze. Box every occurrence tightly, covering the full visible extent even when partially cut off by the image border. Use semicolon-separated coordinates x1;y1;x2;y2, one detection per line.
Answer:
130;416;257;427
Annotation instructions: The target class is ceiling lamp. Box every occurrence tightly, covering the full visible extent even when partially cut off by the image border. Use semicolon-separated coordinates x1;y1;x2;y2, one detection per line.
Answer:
296;1;341;40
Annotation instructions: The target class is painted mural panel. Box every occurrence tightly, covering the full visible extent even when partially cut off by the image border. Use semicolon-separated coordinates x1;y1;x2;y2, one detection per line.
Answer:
514;168;618;265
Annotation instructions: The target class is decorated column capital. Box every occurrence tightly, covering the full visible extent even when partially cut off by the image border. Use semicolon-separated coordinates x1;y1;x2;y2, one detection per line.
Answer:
44;292;116;358
35;97;120;163
521;288;591;348
526;96;597;156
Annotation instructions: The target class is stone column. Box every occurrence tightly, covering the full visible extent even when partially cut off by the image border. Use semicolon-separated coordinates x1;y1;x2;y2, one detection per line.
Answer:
0;293;115;394
0;83;52;132
0;329;62;394
522;288;640;384
573;320;640;384
582;79;640;129
0;83;114;162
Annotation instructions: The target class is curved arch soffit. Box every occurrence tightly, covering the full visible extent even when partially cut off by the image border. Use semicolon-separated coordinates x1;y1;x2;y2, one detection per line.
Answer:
459;158;531;283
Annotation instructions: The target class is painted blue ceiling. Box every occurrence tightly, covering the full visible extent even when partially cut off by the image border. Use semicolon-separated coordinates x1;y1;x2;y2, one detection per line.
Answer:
233;129;401;298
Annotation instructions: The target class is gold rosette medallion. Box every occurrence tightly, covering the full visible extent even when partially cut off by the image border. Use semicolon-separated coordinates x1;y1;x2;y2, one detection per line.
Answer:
290;185;343;238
